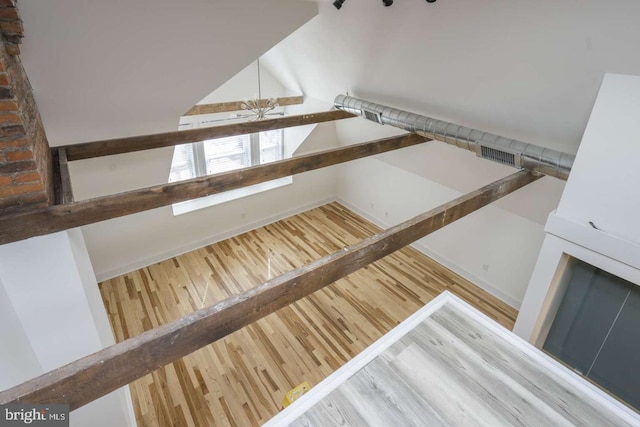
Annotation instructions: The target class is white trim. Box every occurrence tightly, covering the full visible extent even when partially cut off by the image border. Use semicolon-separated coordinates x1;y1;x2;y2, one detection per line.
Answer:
336;197;521;309
265;291;640;427
546;212;640;272
263;291;453;427
94;196;335;282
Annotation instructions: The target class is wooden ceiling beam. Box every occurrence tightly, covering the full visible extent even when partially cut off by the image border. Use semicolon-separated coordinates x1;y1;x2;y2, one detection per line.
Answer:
51;148;73;206
183;96;304;116
0;133;428;245
0;170;540;410
62;110;354;161
57;148;73;204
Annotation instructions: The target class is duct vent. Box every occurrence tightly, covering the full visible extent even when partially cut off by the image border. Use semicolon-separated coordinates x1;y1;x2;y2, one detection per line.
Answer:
362;108;383;124
478;145;521;168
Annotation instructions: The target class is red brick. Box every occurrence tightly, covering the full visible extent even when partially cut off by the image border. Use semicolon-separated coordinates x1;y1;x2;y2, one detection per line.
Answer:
0;174;10;185
0;14;53;210
0;181;42;198
0;0;18;7
0;86;13;98
0;21;22;34
0;125;25;139
5;149;33;162
4;43;19;56
0;137;27;149
14;171;39;183
0;160;36;173
0;99;17;111
0;8;19;20
0;112;20;124
3;34;21;45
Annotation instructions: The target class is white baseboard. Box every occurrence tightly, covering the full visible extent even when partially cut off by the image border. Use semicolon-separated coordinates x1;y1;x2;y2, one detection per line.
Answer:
97;196;521;310
336;197;521;309
95;197;336;282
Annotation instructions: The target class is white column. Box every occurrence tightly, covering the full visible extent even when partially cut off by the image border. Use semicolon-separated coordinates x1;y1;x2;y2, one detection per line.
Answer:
0;230;136;427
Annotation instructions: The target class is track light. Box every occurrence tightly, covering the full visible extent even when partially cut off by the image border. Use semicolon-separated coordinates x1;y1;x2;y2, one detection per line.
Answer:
334;0;435;11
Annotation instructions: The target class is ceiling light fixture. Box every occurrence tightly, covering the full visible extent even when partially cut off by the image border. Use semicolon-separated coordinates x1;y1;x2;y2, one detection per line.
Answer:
334;0;436;11
241;58;279;121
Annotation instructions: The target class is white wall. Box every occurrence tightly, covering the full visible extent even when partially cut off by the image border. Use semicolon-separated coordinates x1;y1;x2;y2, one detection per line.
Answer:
81;122;340;281
0;232;136;427
556;74;640;245
332;117;554;308
337;157;544;308
197;60;286;106
515;73;640;341
179;59;288;129
0;277;42;390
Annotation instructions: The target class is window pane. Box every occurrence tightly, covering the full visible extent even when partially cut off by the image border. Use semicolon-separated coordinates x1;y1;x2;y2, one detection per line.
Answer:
259;130;283;164
203;135;251;174
168;143;196;182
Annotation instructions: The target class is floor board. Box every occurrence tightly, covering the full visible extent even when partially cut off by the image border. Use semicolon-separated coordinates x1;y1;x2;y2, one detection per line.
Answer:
99;202;517;426
283;302;634;427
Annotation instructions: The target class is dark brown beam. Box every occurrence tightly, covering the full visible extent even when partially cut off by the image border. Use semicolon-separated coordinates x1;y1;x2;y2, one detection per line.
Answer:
58;148;74;204
183;96;304;116
63;110;354;161
51;148;74;205
0;170;540;410
0;133;428;245
50;148;62;205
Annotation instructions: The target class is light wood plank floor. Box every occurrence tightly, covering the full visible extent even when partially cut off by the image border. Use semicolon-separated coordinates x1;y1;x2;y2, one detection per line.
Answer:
287;303;634;427
99;202;517;426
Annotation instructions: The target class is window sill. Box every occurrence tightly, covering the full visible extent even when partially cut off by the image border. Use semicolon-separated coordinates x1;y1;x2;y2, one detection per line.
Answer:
171;176;293;216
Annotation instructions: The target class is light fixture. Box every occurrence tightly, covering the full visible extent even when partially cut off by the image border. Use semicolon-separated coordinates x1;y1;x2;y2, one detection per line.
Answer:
333;0;346;9
241;58;279;121
333;0;437;11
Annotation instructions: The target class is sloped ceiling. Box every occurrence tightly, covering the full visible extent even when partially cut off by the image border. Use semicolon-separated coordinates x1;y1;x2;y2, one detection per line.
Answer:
263;0;640;224
18;0;318;146
265;0;640;156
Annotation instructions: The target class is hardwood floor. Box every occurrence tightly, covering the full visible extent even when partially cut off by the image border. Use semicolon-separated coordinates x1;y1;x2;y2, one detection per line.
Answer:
99;202;518;426
283;301;634;427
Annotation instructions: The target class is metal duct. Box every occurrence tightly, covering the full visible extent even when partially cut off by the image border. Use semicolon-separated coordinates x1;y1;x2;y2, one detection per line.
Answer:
334;94;574;180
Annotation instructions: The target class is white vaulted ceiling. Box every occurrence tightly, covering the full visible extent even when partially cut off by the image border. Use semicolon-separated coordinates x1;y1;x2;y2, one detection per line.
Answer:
261;0;640;224
264;0;640;156
16;0;640;225
18;0;318;146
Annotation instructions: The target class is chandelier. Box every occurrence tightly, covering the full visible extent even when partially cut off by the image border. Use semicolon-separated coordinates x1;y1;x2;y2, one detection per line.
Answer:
241;58;279;120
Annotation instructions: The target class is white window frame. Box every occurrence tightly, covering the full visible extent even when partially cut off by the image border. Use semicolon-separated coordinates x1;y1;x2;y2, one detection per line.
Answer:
169;128;292;215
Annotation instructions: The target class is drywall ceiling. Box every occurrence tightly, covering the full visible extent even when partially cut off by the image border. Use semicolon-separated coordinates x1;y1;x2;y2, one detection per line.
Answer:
264;0;640;156
262;0;640;224
18;0;317;146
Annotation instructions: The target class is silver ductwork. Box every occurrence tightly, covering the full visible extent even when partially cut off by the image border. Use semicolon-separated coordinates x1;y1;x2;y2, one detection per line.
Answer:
334;94;574;180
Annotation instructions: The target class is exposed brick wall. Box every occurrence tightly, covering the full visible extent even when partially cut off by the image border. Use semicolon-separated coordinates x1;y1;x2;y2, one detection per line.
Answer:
0;0;22;55
0;4;53;213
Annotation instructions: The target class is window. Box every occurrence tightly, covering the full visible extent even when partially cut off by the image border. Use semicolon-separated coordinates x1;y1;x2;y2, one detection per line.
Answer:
168;129;291;214
170;130;283;183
